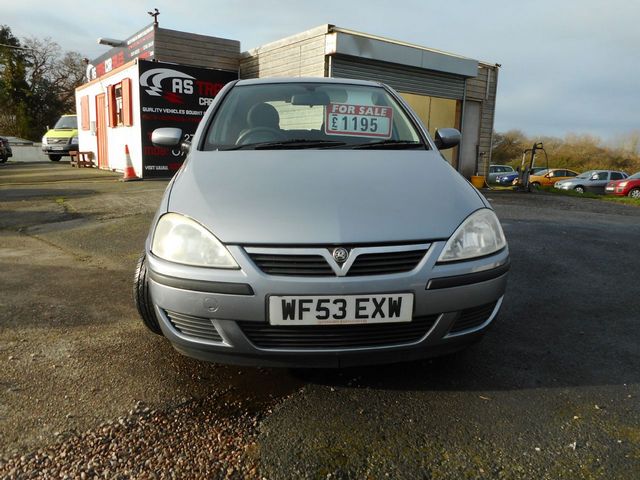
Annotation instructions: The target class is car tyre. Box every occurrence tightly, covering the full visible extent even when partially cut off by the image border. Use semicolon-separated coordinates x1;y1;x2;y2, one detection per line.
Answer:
48;154;62;162
530;181;540;189
0;155;6;163
574;186;585;194
628;188;640;199
133;252;163;335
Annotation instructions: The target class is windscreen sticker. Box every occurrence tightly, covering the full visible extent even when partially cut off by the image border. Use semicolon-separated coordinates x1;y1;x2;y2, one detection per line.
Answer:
325;103;393;138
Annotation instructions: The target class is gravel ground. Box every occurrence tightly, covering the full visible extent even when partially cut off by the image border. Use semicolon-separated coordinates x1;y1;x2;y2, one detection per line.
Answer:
0;391;278;479
1;163;639;478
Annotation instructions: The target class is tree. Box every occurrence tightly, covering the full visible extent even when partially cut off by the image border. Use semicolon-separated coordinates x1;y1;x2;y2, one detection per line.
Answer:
0;27;85;140
0;25;29;136
491;130;527;164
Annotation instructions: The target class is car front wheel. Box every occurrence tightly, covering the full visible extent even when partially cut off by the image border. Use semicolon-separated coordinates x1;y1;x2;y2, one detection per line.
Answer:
629;188;640;199
133;252;163;335
48;154;61;162
574;186;585;194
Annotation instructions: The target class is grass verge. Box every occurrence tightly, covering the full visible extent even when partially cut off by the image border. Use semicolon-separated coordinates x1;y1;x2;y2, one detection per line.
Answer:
540;186;640;206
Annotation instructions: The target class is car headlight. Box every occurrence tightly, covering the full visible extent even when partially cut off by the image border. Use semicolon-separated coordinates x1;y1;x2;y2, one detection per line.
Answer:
151;213;238;268
42;136;48;145
619;181;628;187
438;209;507;263
71;136;78;144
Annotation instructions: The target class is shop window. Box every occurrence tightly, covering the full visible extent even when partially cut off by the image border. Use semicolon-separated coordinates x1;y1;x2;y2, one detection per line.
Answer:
80;95;90;131
107;78;133;128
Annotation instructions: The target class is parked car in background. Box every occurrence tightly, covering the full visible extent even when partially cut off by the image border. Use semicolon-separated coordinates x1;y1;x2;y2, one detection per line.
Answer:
488;164;515;184
495;172;519;185
495;167;547;186
555;170;628;194
529;168;580;188
605;171;640;198
0;136;13;162
134;77;510;367
41;114;79;162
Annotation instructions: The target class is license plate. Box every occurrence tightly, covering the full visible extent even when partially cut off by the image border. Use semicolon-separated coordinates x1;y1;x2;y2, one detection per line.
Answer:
605;187;614;191
50;146;63;151
269;293;413;325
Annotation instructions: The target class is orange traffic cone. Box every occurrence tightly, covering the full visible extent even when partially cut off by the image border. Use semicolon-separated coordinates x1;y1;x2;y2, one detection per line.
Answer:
120;144;140;182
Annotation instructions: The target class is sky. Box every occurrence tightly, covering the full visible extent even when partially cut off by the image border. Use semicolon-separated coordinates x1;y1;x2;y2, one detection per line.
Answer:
2;0;639;140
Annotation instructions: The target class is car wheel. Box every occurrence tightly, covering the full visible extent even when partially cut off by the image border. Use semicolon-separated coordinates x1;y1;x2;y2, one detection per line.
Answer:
133;252;163;335
574;186;585;194
0;155;6;163
530;181;540;190
629;188;640;199
48;154;62;162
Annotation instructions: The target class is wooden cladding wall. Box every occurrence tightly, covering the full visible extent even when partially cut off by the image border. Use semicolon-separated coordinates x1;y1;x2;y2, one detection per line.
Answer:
465;65;499;176
240;33;326;79
154;28;240;72
80;96;90;130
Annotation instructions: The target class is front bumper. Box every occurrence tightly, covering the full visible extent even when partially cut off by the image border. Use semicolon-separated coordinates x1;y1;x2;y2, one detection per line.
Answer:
146;243;509;367
42;144;78;156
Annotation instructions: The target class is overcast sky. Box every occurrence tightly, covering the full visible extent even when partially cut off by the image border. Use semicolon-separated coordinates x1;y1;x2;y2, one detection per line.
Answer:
3;0;639;140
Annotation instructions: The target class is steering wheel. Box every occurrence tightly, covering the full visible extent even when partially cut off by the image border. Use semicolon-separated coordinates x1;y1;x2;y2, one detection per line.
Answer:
236;127;286;145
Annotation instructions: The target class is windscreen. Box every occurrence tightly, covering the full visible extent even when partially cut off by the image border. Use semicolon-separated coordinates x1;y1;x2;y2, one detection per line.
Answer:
203;83;424;150
53;116;77;129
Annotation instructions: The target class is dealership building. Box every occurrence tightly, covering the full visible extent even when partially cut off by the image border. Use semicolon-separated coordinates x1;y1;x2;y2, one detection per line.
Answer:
76;23;498;179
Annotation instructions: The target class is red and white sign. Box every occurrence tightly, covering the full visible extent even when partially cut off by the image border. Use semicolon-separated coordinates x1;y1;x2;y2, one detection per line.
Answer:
325;103;393;138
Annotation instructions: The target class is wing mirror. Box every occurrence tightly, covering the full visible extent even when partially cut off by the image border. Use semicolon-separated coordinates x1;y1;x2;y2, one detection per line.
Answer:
434;128;460;150
152;128;183;147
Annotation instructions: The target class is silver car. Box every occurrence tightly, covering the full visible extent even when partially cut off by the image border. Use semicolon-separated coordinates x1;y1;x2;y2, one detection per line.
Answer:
555;170;628;194
134;78;509;367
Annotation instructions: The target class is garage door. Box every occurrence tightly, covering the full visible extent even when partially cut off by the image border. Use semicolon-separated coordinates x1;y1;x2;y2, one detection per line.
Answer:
330;56;465;100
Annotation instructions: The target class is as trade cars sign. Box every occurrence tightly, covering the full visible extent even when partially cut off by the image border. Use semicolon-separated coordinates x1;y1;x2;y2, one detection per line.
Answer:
138;60;237;178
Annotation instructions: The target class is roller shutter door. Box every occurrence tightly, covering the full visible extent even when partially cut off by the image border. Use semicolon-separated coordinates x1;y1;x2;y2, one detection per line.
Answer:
330;55;465;100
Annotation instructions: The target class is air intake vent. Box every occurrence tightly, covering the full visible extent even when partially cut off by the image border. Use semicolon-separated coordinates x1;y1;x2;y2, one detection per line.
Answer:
165;310;223;342
449;302;497;334
238;315;438;349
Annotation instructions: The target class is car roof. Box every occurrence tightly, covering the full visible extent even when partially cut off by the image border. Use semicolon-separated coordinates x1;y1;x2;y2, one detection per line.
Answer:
235;77;384;88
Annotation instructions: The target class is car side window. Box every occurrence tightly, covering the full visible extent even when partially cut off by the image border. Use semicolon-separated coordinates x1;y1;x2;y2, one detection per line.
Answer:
610;172;623;180
555;170;565;177
566;171;577;177
596;172;609;180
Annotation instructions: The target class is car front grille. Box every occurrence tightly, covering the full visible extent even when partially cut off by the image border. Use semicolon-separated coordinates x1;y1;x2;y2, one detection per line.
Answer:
48;138;69;145
347;250;427;276
165;310;223;342
448;302;497;334
238;314;438;349
247;253;334;277
247;246;428;277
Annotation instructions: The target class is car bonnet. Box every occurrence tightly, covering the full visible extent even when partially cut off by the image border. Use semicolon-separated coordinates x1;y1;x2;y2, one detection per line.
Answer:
167;149;485;245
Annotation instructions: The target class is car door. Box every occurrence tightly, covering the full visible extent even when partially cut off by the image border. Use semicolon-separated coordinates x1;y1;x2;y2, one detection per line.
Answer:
586;171;610;194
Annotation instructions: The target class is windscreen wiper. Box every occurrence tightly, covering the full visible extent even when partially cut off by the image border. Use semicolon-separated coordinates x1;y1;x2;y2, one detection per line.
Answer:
220;139;348;150
351;140;425;149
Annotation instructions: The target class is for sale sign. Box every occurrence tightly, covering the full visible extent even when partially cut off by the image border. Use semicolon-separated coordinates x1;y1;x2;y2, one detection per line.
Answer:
325;103;393;138
138;60;237;178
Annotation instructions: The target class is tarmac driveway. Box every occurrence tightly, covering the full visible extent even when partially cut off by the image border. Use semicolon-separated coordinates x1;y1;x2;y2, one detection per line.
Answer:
0;162;638;478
